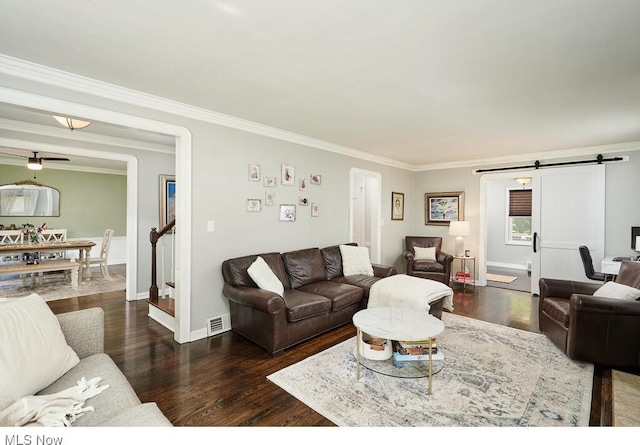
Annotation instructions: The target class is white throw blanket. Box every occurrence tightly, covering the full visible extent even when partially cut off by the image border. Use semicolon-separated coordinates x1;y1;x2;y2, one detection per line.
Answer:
368;274;454;312
0;377;109;427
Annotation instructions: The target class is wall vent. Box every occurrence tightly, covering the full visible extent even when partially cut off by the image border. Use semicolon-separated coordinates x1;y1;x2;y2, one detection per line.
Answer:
206;313;230;337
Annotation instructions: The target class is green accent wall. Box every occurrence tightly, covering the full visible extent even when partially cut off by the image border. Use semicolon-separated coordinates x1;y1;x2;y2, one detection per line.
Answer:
0;165;126;238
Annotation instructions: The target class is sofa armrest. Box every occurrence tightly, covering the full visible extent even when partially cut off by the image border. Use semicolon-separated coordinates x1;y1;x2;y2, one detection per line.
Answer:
538;278;601;300
372;263;397;278
567;295;640;366
56;307;104;359
223;283;285;314
437;251;454;266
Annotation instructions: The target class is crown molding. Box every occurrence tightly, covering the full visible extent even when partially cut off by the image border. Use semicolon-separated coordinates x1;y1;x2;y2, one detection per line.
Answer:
0;54;412;170
0;118;174;154
1;54;638;173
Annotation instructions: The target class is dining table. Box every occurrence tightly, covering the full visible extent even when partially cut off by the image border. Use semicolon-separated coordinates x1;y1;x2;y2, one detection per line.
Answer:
0;240;96;281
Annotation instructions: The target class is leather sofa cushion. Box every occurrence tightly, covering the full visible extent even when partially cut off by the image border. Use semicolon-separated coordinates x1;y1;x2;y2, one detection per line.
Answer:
298;281;363;311
222;252;289;289
321;243;357;280
283;248;326;289
333;275;381;298
412;259;445;273
282;289;332;322
541;297;570;328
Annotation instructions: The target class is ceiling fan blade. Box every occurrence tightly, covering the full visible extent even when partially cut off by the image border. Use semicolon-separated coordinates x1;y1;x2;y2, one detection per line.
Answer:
0;151;28;159
40;157;70;161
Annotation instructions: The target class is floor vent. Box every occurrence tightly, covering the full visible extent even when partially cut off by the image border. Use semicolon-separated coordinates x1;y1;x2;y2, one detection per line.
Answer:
206;313;230;337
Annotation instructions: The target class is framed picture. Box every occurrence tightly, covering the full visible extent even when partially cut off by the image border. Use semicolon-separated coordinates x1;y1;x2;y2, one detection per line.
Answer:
248;164;260;182
159;174;176;228
311;174;322;185
298;196;309;206
279;204;296;222
425;192;464;225
299;177;308;191
391;192;404;221
265;191;275;206
281;164;295;185
246;199;262;212
311;202;319;217
263;176;277;188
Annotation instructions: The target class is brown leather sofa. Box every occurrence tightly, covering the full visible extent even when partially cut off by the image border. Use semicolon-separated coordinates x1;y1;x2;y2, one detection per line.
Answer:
403;236;454;286
539;260;640;368
222;243;397;356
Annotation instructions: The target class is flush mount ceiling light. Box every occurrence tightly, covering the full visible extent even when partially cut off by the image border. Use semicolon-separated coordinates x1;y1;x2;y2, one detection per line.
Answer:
53;115;92;131
515;177;532;188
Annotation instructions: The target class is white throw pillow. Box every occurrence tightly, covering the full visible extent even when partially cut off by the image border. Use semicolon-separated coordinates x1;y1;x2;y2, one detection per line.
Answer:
339;244;374;276
247;256;284;297
0;293;80;402
414;246;436;260
593;281;640;301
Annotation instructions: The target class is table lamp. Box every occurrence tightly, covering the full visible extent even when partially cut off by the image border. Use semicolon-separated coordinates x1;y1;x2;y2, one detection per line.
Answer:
449;220;470;257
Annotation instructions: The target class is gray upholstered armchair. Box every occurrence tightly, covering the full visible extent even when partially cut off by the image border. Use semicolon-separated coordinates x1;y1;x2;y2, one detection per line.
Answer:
403;236;454;286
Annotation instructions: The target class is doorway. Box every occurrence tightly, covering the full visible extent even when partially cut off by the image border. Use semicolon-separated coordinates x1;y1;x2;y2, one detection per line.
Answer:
349;168;381;263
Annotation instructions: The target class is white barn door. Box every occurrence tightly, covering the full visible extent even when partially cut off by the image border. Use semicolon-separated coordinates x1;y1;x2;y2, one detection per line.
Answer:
530;164;605;294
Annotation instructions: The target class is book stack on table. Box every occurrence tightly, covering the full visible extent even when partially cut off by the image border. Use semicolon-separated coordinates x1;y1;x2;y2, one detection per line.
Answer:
392;339;444;362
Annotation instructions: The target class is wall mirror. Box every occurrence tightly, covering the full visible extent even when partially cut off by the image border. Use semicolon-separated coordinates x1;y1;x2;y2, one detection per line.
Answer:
0;181;60;217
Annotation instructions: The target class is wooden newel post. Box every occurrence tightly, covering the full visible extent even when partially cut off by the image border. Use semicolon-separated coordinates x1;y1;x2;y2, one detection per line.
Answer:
150;227;159;302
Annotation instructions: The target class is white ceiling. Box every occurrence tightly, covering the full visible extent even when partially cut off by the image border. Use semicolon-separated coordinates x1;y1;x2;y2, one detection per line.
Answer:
1;0;639;169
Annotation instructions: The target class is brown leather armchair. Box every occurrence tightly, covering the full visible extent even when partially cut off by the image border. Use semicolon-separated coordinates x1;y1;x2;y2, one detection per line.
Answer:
403;236;454;286
539;260;640;368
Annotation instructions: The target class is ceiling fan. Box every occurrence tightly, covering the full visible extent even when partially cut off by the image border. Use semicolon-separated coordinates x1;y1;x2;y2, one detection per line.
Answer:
25;151;70;171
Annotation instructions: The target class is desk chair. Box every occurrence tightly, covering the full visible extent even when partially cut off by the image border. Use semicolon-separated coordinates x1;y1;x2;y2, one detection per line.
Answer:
578;246;606;282
82;229;114;280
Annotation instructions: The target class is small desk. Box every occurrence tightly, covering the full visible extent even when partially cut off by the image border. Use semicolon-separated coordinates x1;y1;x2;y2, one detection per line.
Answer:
601;257;621;277
0;240;96;281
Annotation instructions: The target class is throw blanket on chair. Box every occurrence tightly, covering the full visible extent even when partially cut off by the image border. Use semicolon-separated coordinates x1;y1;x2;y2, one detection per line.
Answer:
0;377;109;427
368;274;454;312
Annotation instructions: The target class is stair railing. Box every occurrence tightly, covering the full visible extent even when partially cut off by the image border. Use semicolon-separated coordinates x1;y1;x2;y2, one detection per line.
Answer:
149;218;175;304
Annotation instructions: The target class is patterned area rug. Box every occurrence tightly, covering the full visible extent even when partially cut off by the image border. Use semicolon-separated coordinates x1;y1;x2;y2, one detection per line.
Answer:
267;313;593;427
0;271;125;301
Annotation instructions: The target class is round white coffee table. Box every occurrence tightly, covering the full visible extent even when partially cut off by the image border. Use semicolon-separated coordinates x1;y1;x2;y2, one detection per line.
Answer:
352;306;445;394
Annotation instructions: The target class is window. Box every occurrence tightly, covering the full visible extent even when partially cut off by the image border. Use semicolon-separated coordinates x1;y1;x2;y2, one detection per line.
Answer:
507;189;532;245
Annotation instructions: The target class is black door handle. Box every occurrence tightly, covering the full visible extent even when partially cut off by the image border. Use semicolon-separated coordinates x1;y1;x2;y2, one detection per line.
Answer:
533;232;538;253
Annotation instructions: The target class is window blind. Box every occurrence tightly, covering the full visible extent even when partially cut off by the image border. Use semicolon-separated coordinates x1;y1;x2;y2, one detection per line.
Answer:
509;189;532;216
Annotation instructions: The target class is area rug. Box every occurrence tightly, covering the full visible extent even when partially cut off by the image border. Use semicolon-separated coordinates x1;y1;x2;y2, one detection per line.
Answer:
267;313;593;427
0;271;125;301
486;273;518;284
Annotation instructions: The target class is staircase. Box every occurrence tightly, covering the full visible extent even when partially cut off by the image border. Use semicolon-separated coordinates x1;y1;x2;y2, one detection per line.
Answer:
149;218;175;316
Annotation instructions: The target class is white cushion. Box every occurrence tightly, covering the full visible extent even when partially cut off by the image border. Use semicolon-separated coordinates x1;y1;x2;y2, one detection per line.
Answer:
0;293;80;402
339;245;374;277
414;246;436;260
593;281;640;301
247;256;284;297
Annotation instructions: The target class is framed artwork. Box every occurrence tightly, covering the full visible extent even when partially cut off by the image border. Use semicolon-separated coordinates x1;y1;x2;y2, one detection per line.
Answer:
311;202;319;217
159;174;176;227
425;191;464;225
263;176;277;187
281;164;295;185
279;204;296;222
246;199;262;212
311;174;322;185
299;177;308;191
265;191;275;206
298;196;309;206
391;192;404;221
248;164;260;182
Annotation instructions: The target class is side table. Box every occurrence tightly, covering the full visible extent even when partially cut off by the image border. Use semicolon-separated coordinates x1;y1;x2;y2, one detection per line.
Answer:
453;255;475;291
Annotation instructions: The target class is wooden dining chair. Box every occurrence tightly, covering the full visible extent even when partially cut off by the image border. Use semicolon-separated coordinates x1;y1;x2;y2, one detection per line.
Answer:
82;228;115;280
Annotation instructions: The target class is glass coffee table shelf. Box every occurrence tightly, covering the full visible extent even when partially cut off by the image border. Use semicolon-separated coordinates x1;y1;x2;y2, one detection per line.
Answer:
354;350;444;379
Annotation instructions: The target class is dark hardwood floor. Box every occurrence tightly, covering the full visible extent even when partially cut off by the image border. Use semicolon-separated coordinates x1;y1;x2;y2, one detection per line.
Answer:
46;285;613;427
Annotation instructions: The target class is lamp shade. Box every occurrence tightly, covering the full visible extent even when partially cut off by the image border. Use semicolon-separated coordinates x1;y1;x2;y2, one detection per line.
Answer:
449;220;470;236
53;115;92;130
